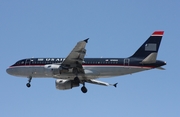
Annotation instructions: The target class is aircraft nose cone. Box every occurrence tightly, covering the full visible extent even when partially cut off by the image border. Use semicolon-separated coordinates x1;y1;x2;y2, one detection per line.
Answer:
164;61;167;65
6;68;13;75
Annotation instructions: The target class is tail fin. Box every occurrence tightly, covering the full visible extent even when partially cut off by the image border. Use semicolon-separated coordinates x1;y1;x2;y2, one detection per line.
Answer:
129;31;164;62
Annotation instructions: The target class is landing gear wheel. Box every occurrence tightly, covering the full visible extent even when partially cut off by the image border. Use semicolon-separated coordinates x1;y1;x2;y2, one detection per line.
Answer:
26;77;32;88
26;83;31;88
81;86;87;93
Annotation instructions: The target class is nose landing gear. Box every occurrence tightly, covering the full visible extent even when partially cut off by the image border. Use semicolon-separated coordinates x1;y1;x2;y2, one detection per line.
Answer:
26;77;32;88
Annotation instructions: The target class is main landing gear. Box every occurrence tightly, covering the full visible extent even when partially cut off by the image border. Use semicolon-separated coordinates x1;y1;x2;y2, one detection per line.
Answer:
81;86;87;93
74;77;88;93
81;82;87;93
26;77;32;88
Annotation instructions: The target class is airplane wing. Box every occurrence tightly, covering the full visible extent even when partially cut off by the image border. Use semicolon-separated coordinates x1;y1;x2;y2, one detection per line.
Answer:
60;38;89;74
86;79;118;87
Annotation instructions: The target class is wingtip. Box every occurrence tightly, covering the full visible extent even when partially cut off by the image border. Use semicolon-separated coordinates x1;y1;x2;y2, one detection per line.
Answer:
84;38;89;43
113;83;118;88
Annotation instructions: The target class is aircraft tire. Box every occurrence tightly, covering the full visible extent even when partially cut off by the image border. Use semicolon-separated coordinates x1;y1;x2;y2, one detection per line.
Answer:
26;83;31;88
81;86;87;93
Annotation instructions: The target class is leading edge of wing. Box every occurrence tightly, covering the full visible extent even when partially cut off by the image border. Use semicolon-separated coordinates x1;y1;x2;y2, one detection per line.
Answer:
61;38;89;67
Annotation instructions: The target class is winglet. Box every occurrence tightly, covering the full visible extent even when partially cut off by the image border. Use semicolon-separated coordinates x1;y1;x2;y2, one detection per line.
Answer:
84;38;89;43
113;83;118;88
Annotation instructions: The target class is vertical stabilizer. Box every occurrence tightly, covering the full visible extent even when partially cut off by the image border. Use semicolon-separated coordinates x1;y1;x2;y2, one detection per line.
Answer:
130;31;164;59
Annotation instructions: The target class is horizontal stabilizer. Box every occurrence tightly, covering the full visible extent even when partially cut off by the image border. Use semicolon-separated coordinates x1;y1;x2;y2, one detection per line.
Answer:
156;67;165;70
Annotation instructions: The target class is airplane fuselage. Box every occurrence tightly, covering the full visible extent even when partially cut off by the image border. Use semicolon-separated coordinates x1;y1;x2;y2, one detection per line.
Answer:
6;57;166;80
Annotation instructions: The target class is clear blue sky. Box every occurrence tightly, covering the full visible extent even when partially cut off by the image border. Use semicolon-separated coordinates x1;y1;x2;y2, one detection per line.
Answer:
1;1;180;117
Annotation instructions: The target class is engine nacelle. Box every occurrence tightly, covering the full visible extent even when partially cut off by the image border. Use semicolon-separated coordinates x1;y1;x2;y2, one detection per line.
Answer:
55;79;79;90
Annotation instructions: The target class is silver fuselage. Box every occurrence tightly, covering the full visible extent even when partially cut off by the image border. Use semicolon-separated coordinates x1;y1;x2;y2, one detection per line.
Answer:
6;64;150;80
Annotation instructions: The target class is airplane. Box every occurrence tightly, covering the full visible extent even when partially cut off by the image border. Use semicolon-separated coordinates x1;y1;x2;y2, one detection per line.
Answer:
6;31;166;93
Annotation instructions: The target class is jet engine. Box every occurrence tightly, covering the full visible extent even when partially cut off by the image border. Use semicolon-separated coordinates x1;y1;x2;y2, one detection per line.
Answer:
55;79;79;90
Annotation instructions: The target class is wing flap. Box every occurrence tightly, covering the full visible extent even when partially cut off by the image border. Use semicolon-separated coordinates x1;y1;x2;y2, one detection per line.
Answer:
86;79;117;87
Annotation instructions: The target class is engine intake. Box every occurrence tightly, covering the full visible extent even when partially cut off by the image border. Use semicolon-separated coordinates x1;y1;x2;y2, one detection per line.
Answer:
55;79;79;90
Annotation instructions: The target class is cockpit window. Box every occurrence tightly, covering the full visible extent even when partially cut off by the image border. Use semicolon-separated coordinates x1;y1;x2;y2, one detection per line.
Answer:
13;60;25;66
20;60;25;65
16;62;20;65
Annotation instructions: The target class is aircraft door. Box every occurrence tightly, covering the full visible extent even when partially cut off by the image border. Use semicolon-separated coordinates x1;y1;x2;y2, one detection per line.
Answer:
124;59;130;66
25;59;32;65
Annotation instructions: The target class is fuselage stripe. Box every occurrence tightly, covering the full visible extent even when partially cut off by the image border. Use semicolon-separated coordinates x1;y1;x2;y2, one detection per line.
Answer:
9;64;155;69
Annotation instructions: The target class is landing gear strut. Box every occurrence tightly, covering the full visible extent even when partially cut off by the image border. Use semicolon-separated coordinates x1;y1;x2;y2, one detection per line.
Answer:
26;77;32;88
73;76;88;93
73;67;88;93
74;76;80;83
